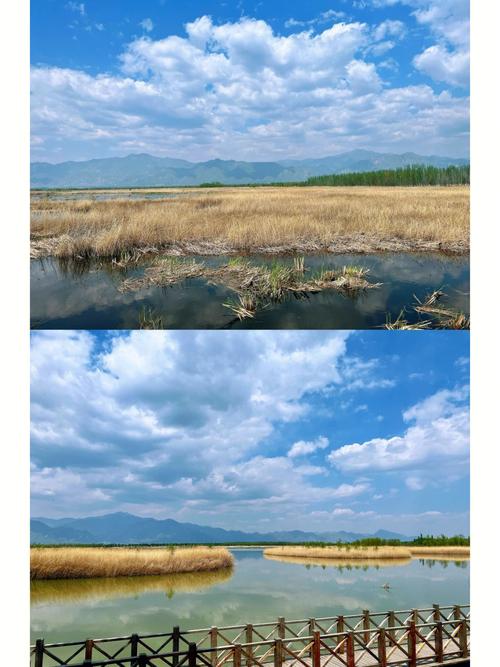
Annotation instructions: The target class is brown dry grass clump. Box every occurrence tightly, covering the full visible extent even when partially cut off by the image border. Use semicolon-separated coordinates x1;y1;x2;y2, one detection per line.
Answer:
263;546;412;559
409;546;470;558
30;186;470;259
30;546;234;580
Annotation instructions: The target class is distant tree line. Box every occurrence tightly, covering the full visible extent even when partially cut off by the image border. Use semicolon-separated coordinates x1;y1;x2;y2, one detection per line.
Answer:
31;534;470;548
303;164;470;187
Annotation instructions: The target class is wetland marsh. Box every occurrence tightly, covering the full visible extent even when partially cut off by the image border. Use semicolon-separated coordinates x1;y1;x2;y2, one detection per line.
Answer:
31;548;469;646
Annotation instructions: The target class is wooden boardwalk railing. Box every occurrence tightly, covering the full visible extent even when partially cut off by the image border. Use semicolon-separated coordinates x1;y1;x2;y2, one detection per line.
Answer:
30;604;470;667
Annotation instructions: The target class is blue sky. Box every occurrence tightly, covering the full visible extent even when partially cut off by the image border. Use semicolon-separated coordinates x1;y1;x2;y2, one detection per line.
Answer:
30;330;469;535
31;0;469;163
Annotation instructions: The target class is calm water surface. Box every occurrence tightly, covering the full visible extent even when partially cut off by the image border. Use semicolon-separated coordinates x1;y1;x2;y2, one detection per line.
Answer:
31;550;469;645
31;253;469;329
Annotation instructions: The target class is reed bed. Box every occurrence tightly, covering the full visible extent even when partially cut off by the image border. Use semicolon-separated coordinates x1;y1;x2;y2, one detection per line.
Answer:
409;546;470;558
30;186;469;259
30;546;234;580
31;568;232;604
263;546;413;560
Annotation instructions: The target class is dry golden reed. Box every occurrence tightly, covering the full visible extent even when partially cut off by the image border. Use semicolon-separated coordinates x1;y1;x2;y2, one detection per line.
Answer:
264;545;470;561
263;546;413;560
30;546;234;580
31;186;469;259
408;546;470;558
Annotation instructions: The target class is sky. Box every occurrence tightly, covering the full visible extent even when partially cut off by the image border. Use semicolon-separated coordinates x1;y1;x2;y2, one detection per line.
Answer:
30;0;470;163
30;330;470;536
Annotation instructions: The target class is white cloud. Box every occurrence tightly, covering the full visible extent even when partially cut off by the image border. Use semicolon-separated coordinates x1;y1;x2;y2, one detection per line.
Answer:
288;435;329;458
30;15;469;162
372;0;469;87
139;18;154;33
328;388;469;475
31;331;358;522
373;19;407;41
414;45;469;88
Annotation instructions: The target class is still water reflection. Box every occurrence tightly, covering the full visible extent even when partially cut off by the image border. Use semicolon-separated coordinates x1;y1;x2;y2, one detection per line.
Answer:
31;549;469;644
31;253;469;330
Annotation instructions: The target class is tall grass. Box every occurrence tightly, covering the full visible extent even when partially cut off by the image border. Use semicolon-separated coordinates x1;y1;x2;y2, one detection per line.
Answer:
31;186;469;259
263;546;413;559
30;546;234;580
408;546;470;557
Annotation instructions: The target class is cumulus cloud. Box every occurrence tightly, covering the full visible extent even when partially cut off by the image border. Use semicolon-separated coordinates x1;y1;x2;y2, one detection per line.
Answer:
31;331;361;521
328;388;469;477
414;45;469;87
30;332;469;532
372;0;469;87
30;14;469;161
288;436;329;458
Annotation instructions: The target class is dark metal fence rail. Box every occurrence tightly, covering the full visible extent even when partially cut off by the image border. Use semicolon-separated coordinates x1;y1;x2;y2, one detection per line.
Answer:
30;604;470;667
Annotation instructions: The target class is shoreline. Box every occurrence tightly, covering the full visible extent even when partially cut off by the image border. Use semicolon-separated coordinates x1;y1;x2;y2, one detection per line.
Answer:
30;236;469;261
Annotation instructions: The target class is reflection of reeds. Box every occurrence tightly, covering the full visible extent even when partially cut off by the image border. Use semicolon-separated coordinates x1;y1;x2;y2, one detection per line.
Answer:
264;554;411;569
264;546;412;559
139;306;164;329
31;568;233;605
120;257;378;320
31;546;234;580
30;186;469;259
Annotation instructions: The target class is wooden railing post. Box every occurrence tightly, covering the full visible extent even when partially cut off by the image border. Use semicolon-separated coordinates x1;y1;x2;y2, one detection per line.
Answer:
363;609;370;644
408;621;417;667
433;604;441;623
411;609;418;625
274;639;283;667
34;639;44;667
388;611;396;645
312;632;321;667
245;624;253;667
130;633;139;667
85;639;93;661
377;628;387;667
210;627;218;667
434;622;444;662
346;633;355;667
233;644;242;667
337;616;345;654
454;605;462;621
278;617;285;663
188;642;198;667
459;619;469;657
308;619;315;659
172;627;180;667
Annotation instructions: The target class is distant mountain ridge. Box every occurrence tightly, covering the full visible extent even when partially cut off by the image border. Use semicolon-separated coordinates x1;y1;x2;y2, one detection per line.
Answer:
31;512;411;544
30;150;469;188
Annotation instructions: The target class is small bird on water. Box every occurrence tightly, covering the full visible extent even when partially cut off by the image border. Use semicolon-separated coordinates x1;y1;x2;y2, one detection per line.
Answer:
382;583;391;590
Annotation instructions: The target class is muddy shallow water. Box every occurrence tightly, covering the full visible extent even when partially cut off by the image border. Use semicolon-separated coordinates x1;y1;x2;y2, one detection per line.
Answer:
30;252;469;330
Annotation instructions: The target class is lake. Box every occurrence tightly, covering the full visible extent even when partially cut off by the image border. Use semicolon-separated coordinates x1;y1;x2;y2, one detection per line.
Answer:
30;253;469;329
31;549;469;646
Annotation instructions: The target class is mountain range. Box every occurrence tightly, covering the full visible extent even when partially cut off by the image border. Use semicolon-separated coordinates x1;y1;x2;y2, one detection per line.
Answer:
31;512;410;545
30;150;469;188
